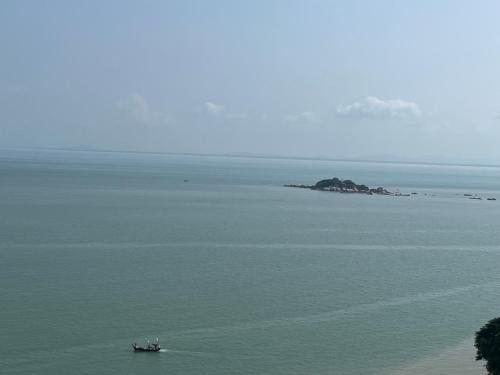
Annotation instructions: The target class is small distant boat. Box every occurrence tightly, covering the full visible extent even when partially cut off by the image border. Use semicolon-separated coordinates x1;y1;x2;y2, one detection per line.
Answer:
132;338;161;352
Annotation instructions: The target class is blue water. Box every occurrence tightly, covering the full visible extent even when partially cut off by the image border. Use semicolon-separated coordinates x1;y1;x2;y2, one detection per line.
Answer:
1;149;499;374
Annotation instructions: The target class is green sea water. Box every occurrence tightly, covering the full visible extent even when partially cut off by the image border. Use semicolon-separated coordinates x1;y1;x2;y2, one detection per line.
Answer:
1;149;500;374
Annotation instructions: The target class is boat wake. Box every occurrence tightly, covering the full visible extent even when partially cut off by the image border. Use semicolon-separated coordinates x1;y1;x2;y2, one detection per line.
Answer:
161;348;215;357
166;281;500;340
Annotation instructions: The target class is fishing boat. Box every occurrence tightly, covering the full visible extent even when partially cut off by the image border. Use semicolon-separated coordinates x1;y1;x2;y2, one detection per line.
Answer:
132;338;161;352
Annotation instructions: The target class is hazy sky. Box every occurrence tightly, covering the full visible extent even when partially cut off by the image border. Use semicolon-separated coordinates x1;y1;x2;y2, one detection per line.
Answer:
2;0;500;162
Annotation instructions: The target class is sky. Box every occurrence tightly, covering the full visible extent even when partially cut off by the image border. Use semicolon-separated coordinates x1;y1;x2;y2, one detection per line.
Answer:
1;0;500;163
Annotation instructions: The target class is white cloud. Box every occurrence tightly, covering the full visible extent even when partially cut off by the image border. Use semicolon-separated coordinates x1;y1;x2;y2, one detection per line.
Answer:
116;94;170;125
225;113;247;120
336;96;422;119
285;111;317;123
203;101;224;115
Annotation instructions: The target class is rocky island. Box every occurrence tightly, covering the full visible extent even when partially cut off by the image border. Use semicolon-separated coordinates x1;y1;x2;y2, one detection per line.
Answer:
284;177;404;196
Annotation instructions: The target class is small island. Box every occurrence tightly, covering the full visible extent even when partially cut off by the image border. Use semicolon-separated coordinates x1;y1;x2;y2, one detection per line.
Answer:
284;177;407;196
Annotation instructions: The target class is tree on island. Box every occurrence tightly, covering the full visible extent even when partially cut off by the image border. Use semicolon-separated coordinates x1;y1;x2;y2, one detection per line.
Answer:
475;317;500;374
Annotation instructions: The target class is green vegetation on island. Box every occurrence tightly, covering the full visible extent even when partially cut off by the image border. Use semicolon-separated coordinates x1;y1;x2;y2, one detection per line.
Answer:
284;177;400;195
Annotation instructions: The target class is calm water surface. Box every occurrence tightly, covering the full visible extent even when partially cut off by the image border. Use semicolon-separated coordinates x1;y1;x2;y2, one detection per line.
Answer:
1;149;500;374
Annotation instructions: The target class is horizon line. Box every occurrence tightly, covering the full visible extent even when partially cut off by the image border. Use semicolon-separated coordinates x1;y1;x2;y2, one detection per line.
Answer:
2;145;500;169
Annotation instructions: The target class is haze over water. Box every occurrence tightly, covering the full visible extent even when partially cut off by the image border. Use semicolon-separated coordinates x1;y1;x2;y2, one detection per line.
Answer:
1;149;499;374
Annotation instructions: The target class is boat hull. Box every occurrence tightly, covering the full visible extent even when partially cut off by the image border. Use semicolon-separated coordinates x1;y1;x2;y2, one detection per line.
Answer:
132;344;160;352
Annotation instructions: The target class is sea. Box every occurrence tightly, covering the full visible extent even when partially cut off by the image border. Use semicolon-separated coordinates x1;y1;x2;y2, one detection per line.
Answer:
1;148;499;375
